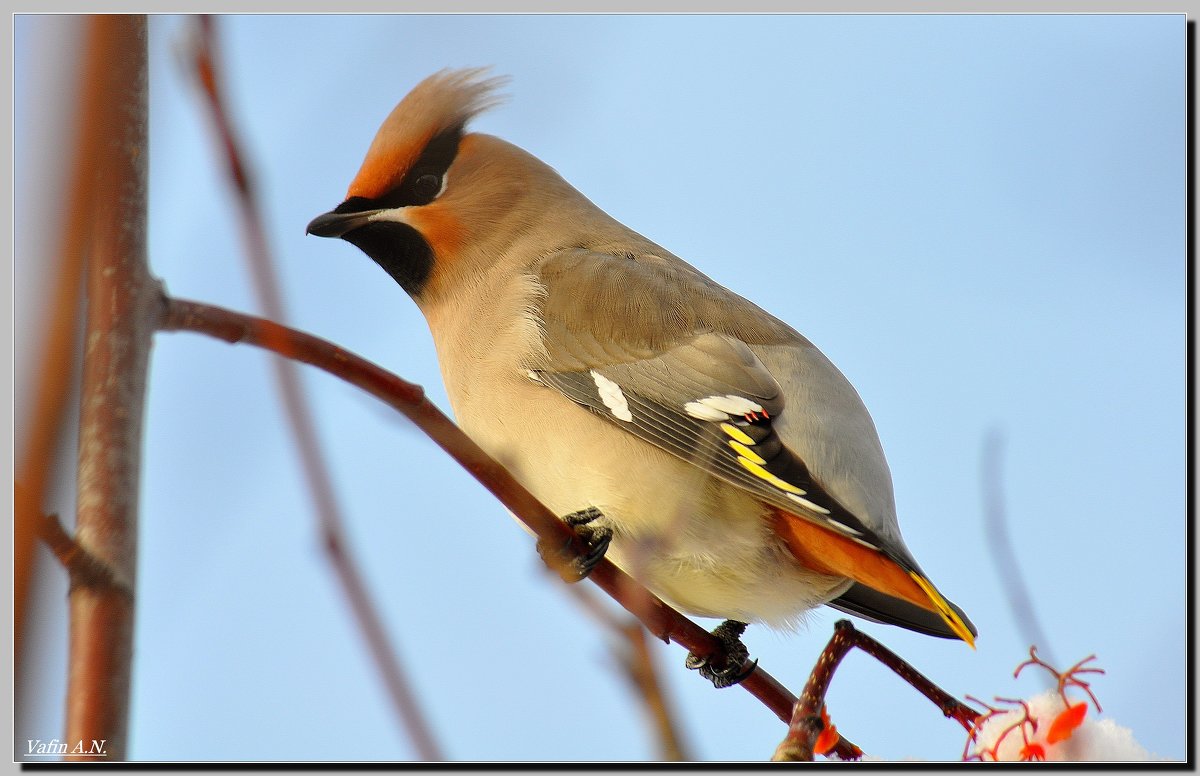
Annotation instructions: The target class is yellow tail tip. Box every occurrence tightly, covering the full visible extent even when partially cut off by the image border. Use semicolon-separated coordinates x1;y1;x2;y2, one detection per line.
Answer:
908;571;976;648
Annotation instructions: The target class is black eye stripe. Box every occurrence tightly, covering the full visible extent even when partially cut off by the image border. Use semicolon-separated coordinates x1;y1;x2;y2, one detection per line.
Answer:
381;125;462;208
334;125;464;215
409;126;462;185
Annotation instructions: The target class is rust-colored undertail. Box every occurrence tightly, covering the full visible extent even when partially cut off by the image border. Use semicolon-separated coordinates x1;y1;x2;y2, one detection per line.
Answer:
771;506;975;646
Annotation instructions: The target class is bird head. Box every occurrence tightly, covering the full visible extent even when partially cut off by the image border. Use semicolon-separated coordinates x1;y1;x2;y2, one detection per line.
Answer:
307;68;608;306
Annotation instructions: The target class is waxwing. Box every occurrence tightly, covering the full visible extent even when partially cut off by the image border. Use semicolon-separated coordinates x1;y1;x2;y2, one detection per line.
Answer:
308;68;976;684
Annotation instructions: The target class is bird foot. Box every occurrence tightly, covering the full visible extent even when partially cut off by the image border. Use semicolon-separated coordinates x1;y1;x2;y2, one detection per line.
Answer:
537;506;612;582
685;619;758;688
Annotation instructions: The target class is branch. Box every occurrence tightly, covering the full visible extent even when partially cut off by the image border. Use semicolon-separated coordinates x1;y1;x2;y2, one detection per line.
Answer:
565;585;691;760
982;430;1056;667
15;10;114;663
182;16;442;760
773;620;981;761
158;296;801;724
37;507;133;600
65;15;152;761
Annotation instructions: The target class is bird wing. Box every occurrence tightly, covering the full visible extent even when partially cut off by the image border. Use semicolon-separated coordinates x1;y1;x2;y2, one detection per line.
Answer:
526;247;975;643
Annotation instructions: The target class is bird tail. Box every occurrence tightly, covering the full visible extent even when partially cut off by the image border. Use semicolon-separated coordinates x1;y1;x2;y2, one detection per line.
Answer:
772;507;976;646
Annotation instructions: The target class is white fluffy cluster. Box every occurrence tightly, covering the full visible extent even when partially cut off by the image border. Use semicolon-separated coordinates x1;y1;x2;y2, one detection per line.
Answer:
968;691;1158;762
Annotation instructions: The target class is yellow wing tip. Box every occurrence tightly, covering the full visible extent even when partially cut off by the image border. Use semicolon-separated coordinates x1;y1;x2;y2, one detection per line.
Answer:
952;617;977;650
908;572;976;649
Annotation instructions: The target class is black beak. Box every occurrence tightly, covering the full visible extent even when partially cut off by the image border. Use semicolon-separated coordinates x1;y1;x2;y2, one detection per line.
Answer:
305;207;387;238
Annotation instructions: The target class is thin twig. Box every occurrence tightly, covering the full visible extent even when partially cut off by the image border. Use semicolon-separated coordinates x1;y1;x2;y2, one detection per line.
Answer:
566;586;691;760
183;16;442;760
65;15;152;761
159;296;801;724
1014;647;1105;712
983;430;1055;668
845;623;981;730
773;620;981;761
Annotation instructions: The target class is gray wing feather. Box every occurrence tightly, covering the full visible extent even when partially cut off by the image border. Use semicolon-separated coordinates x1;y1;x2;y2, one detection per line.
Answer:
531;340;885;549
527;249;899;550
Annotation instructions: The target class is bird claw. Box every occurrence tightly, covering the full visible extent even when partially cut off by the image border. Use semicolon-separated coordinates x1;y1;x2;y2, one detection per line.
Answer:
537;506;612;582
686;620;757;688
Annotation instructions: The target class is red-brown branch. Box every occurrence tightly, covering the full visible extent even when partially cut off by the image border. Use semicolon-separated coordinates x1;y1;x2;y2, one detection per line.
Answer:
773;620;981;761
159;296;801;724
65;15;153;761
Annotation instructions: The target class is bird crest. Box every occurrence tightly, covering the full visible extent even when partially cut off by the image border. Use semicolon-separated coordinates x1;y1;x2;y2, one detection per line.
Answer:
346;67;507;200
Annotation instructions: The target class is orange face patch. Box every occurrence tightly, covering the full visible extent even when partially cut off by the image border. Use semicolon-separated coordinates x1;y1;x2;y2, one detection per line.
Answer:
403;202;463;256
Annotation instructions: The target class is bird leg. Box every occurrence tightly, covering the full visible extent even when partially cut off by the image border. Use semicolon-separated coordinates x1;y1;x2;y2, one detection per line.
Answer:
685;619;758;688
536;506;613;581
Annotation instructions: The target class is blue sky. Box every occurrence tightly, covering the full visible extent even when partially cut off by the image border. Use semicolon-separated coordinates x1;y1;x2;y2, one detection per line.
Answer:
16;14;1184;761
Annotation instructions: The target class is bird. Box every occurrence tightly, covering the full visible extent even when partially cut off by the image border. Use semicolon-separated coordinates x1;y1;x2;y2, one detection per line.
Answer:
307;68;976;686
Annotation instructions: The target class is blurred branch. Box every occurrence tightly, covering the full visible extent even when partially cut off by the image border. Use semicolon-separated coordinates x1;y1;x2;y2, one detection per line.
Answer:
15;13;112;662
183;16;442;760
159;296;802;725
982;430;1055;668
773;620;981;761
65;15;153;761
566;586;691;760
